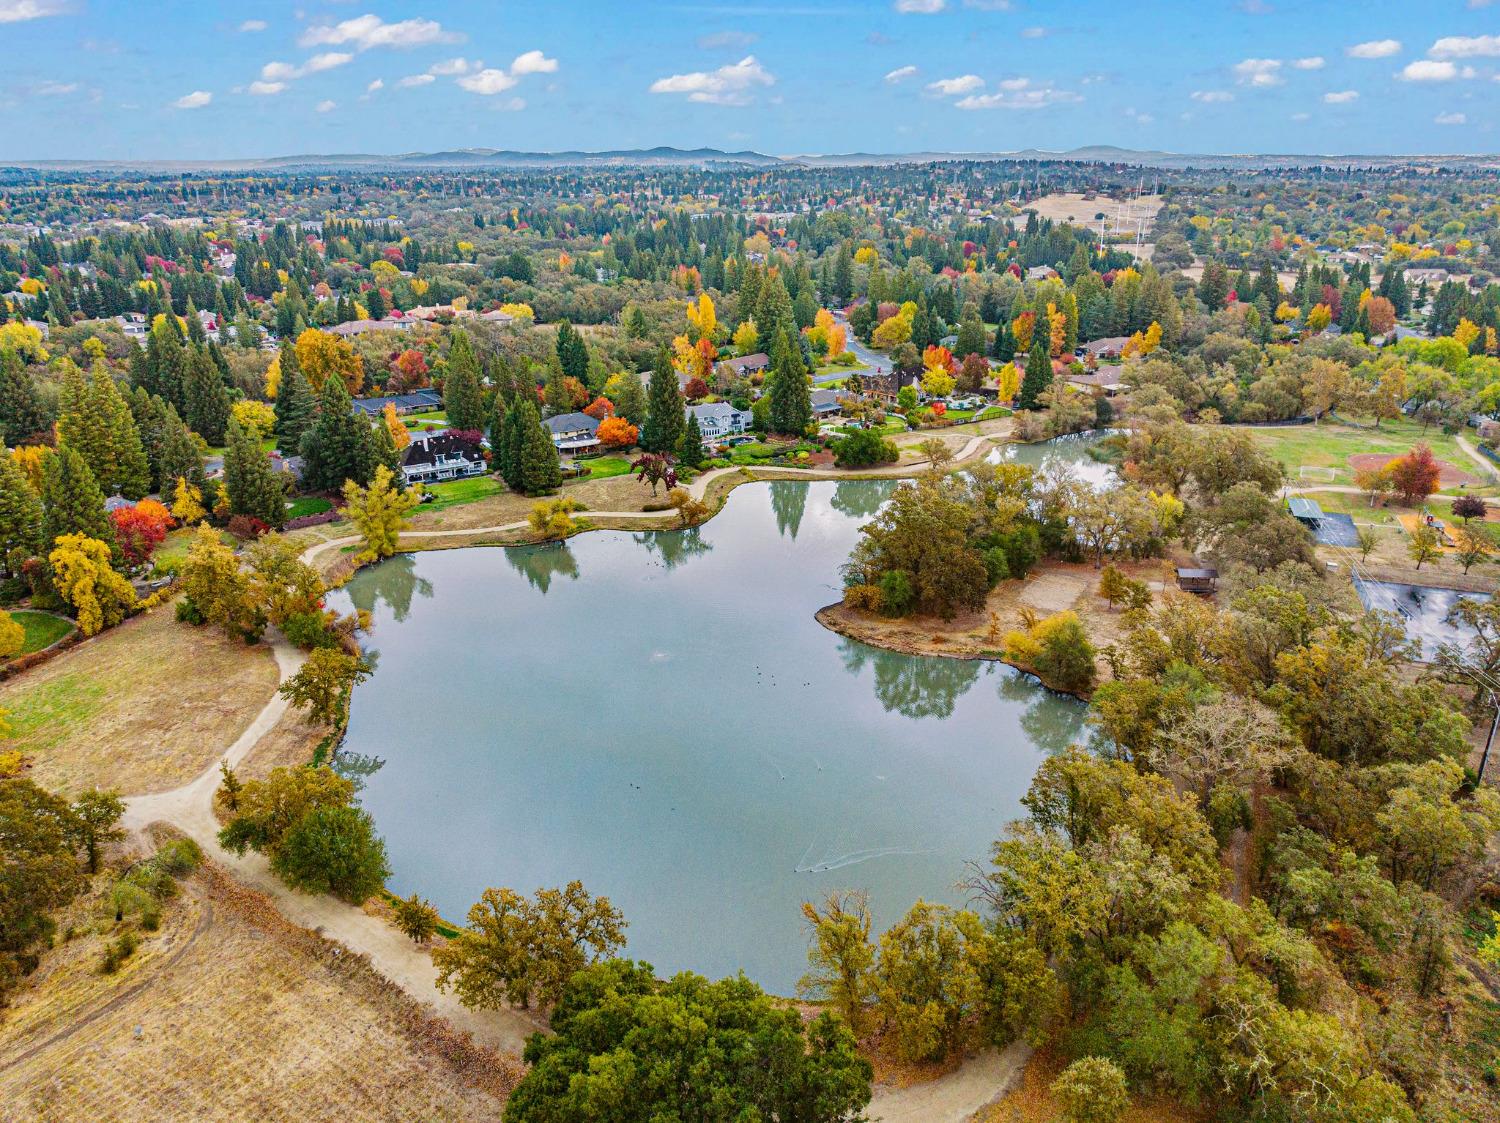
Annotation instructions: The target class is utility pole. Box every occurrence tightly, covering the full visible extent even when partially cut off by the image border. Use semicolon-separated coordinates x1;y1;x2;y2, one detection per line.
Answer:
1479;689;1499;784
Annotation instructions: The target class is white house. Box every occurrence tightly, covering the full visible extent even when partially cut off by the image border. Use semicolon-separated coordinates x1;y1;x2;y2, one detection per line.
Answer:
687;402;753;443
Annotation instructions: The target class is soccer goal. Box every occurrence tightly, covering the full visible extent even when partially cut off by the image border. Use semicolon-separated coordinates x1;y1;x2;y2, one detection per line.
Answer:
1298;466;1337;483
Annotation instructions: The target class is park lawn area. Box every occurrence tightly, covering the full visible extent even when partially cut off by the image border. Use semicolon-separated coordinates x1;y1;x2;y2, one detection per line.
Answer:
285;496;333;520
1242;418;1495;494
0;856;522;1121
401;409;447;423
0;606;279;796
7;610;74;655
584;455;632;480
418;475;507;512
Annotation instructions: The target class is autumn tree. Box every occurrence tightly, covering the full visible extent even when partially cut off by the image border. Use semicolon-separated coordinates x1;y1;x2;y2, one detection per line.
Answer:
1408;523;1441;569
171;477;206;525
1052;1057;1130;1123
596;415;638;448
110;499;173;567
1390;445;1441;504
1455;523;1492;573
632;451;678;496
799;889;876;1034
50;534;136;636
295;328;364;395
433;881;627;1011
393;892;441;943
343;464;420;560
381;402;410;450
278;648;372;726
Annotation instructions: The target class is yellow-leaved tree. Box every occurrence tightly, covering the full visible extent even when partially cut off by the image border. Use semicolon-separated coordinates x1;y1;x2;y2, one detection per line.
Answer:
172;477;207;525
686;292;717;343
50;533;137;636
294;328;364;395
343;465;421;561
996;363;1021;404
230;399;277;443
0;609;23;658
732;318;759;355
383;402;411;450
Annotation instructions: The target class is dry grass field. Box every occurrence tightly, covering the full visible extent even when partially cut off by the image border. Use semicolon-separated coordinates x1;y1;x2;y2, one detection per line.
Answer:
1022;191;1163;235
0;854;522;1123
0;607;279;797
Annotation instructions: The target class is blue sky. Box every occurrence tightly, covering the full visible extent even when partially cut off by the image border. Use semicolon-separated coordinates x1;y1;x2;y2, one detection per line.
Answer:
1;1;1498;160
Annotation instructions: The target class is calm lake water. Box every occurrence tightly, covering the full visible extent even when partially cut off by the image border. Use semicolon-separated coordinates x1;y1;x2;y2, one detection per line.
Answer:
335;449;1097;994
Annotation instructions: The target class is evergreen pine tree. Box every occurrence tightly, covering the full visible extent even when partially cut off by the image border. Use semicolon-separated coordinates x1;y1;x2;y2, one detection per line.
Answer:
992;319;1016;362
369;414;404;485
555;319;590;384
767;328;812;436
498;401;526;489
612;371;648;425
0;454;43;575
41;445;114;552
183;348;231;445
832;244;854;304
366;286;387;321
443;330;485;431
157;402;204;495
300;375;375;491
757;272;795;344
274;348;317;455
955;301;987;360
678;411;706;469
515;398;561;496
641;346;685;454
0;349;48;445
1019;339;1053;410
223;417;285;527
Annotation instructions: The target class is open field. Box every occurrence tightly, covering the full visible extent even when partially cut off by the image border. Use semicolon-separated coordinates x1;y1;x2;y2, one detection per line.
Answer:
0;607;278;796
1022;191;1163;235
1242;419;1496;494
0;853;521;1123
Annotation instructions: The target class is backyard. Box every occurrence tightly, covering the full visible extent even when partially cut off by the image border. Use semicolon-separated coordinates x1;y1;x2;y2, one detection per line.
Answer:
6;610;74;657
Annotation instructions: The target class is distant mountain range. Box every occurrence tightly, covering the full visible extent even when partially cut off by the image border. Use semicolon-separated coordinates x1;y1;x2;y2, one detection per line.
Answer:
9;145;1500;172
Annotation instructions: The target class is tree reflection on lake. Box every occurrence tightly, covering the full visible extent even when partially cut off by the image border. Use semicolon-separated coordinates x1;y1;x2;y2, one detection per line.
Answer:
505;541;580;593
839;638;984;719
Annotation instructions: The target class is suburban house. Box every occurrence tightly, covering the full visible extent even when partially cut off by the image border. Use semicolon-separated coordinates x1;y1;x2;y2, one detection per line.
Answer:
687;402;753;444
862;370;923;403
1027;265;1061;282
327;314;417;338
719;352;770;379
1064;365;1126;396
544;412;602;456
400;431;486;487
352;390;444;417
1080;336;1130;362
810;388;845;420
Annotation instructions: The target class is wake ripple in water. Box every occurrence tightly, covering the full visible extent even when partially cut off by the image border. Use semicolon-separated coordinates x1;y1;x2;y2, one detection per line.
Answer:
794;838;936;873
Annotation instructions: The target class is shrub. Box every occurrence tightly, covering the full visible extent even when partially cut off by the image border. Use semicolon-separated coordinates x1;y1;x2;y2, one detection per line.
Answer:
226;515;270;541
1005;611;1097;693
843;583;886;613
271;805;390;904
832;428;899;469
1052;1056;1130;1123
281;611;338;650
174;596;203;625
983;546;1011;586
100;930;140;975
878;569;916;617
392;892;441;943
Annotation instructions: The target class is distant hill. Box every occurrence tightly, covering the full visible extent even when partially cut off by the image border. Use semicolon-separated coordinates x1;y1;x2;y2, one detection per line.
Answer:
7;146;1500;173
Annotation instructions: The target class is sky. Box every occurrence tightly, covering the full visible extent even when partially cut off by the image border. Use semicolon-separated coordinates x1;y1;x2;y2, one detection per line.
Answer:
1;0;1499;161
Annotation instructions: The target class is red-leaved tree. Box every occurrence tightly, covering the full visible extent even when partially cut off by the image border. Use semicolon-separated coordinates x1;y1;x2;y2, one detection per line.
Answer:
110;499;173;567
1390;445;1442;504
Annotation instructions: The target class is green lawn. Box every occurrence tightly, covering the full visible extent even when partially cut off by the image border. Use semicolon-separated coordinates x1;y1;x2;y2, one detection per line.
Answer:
1243;418;1495;495
583;455;632;480
419;475;506;511
402;410;447;423
286;496;333;520
7;610;74;656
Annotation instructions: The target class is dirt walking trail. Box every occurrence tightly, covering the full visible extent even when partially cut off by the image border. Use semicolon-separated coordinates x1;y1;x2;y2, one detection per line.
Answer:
124;433;1025;1118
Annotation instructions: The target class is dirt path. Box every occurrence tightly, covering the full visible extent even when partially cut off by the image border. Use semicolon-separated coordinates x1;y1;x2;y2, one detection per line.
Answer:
869;1044;1031;1122
1456;435;1500;483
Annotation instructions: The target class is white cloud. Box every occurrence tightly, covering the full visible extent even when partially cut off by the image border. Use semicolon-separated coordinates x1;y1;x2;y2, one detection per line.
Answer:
954;78;1080;110
247;80;285;96
1293;56;1325;69
1323;89;1359;103
926;74;984;96
1020;26;1047;38
31;80;77;96
649;55;774;105
1429;35;1500;58
509;49;558;76
238;19;266;33
398;74;435;88
1435;110;1468;124
885;65;919;83
365;78;384;93
316;99;336;113
1233;58;1284;86
1190;89;1234;102
962;0;1012;7
299;14;458;52
894;0;945;10
1291;111;1311;121
172;90;212;109
496;96;526;111
0;0;69;22
1398;59;1460;81
458;68;517;95
697;30;757;50
1348;38;1401;59
427;58;474;76
260;53;351;84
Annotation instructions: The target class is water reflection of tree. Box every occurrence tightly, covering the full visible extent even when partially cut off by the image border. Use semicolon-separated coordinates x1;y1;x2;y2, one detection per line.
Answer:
839;639;981;719
632;528;713;571
331;749;386;792
770;481;809;540
996;669;1088;754
829;480;894;521
343;554;433;622
506;542;580;594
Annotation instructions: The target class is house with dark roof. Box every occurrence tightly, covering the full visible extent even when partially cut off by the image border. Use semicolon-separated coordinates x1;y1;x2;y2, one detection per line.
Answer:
719;352;770;379
1064;365;1126;396
400;431;486;487
543;412;601;456
352;390;444;417
810;388;845;419
1079;336;1130;362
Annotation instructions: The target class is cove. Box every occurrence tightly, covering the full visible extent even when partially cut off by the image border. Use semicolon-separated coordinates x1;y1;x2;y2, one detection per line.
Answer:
334;466;1093;994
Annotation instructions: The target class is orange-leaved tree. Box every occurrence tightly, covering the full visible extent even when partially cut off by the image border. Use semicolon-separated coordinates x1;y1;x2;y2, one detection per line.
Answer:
597;416;639;448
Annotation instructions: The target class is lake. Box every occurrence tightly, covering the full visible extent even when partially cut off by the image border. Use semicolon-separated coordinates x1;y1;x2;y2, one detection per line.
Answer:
335;455;1096;994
